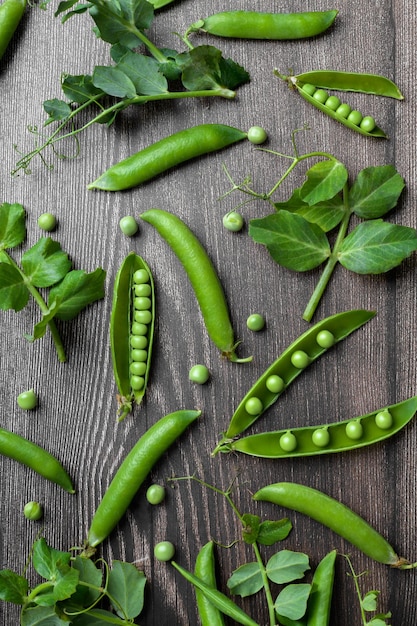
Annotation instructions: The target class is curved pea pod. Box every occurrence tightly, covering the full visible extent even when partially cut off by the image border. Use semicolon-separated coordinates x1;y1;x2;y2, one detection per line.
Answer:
141;208;251;363
0;427;75;493
213;309;375;449
253;482;409;567
305;550;336;626
88;124;247;191
110;252;155;421
0;0;26;61
87;409;200;548
194;541;226;626
221;396;417;458
292;70;404;99
188;10;338;40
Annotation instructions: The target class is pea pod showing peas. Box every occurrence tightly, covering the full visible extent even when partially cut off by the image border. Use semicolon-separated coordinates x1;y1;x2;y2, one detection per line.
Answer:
110;252;155;421
276;69;404;138
220;396;417;458
213;309;375;451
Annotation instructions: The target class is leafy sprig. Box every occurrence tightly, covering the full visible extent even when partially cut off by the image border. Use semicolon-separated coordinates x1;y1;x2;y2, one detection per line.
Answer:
0;537;146;624
221;129;417;321
344;555;392;625
0;202;106;362
13;0;249;175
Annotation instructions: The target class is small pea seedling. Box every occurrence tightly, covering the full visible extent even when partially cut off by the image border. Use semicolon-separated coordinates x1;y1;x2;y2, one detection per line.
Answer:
0;202;105;362
221;128;417;321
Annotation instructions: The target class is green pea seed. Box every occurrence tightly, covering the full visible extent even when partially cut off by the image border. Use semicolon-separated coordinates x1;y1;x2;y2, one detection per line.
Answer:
290;350;310;369
246;313;265;331
301;83;317;96
37;212;57;232
130;335;148;350
131;349;148;362
17;389;38;410
154;540;175;562
131;321;148;335
345;420;363;440
223;211;244;232
265;374;285;394
279;431;297;452
134;310;152;324
23;501;43;521
347;110;363;126
375;409;393;430
360;115;376;133
313;88;329;104
245;397;263;416
312;427;330;447
134;296;152;310
130;361;147;376
325;95;341;111
146;484;166;505
133;269;149;284
316;330;335;348
130;375;145;390
134;283;152;297
119;215;139;236
188;364;210;385
335;103;352;118
247;126;268;145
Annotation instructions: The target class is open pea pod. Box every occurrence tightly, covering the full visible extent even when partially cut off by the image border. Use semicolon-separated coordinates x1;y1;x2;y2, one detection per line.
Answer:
110;252;155;421
213;309;375;451
293;70;404;99
221;396;417;458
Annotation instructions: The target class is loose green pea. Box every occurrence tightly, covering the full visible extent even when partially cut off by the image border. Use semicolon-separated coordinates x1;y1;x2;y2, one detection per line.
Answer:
154;540;175;562
347;110;363;126
17;389;38;410
325;95;341;111
265;374;285;394
312;427;330;448
301;83;317;96
335;103;352;118
119;215;139;236
130;335;148;350
245;397;263;416
360;115;376;132
247;126;268;145
130;361;147;376
131;349;147;362
345;419;363;440
246;313;265;331
223;211;244;232
316;330;335;348
146;484;166;505
23;501;43;521
313;88;328;104
37;212;57;232
279;431;297;452
133;269;150;284
290;350;310;369
189;364;210;385
375;409;393;430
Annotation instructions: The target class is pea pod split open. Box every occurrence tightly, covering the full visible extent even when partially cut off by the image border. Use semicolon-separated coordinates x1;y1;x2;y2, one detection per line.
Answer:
110;252;155;421
218;396;417;458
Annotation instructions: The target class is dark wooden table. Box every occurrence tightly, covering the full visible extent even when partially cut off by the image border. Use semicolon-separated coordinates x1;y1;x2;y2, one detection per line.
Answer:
1;1;416;624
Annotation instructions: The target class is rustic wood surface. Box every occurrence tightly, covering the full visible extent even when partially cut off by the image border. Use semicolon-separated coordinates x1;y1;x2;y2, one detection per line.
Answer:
1;1;416;624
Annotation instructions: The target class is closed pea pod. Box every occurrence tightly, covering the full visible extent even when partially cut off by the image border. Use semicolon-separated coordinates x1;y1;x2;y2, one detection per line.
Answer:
305;550;337;626
86;409;200;548
221;396;417;458
187;10;338;40
141;208;251;362
110;252;155;421
0;427;75;493
253;482;410;567
88;124;248;191
0;0;26;61
213;309;374;450
194;541;225;626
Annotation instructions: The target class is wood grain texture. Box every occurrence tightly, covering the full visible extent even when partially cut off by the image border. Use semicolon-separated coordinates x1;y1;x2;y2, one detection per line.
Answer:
0;0;416;624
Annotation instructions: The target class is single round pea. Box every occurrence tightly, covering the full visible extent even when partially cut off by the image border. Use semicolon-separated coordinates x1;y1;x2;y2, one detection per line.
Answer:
130;375;145;390
133;269;149;284
279;431;297;452
313;89;329;104
301;83;317;96
347;110;363;126
119;215;138;236
290;350;310;369
130;335;148;350
316;330;335;348
131;349;147;362
223;211;244;232
246;313;265;332
325;95;341;111
23;501;43;521
37;212;57;232
134;283;151;297
130;361;147;376
375;409;393;430
245;397;263;416
335;103;352;118
312;428;330;448
265;374;285;394
134;310;152;325
247;126;268;145
360;116;376;133
154;540;175;562
131;321;147;335
345;420;363;440
146;484;166;505
188;364;210;385
134;296;151;310
17;389;38;410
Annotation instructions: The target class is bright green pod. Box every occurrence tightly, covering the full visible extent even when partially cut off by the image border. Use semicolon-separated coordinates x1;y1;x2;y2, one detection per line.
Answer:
141;208;251;363
306;550;337;626
293;70;404;99
87;410;200;548
110;252;155;421
194;542;226;626
0;0;26;61
88;124;247;191
213;309;375;448
188;10;338;40
222;396;417;458
253;482;408;567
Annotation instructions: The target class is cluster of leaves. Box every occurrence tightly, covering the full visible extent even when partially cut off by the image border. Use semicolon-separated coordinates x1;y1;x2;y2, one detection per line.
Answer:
0;202;105;361
14;0;249;174
0;537;146;625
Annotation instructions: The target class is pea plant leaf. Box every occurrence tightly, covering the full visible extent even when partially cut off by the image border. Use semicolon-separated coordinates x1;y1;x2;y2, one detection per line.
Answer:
21;238;72;288
92;66;137;99
338;220;417;274
249;211;331;271
0;202;26;249
49;268;106;320
43;99;73;125
107;561;146;619
361;590;379;612
299;160;348;206
349;165;405;219
275;189;345;233
0;570;28;605
266;550;310;585
70;608;132;624
242;513;261;544
20;605;69;625
226;562;263;597
274;583;311;621
32;539;71;581
84;0;155;49
177;45;249;92
257;518;293;546
69;556;102;608
61;74;104;105
114;50;169;95
0;262;29;311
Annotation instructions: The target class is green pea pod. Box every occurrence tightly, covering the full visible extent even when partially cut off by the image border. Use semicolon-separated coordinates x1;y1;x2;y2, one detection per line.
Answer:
88;124;247;191
141;208;251;363
0;0;26;61
172;561;259;626
214;309;375;448
222;396;417;458
0;427;75;493
253;482;408;567
194;541;226;626
87;409;200;548
292;70;404;99
306;550;336;626
188;11;338;40
110;252;155;421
